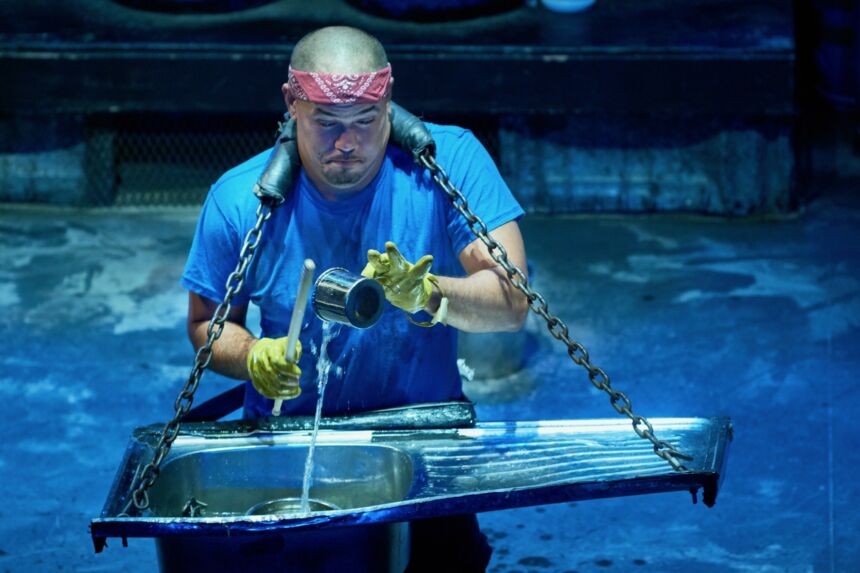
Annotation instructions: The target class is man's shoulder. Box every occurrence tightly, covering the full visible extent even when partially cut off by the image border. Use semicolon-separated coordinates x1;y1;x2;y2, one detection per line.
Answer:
202;147;274;225
425;122;473;146
211;147;273;195
386;121;473;167
424;122;489;164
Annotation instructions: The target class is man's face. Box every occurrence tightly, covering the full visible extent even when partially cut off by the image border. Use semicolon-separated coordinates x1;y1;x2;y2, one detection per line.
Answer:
287;94;391;199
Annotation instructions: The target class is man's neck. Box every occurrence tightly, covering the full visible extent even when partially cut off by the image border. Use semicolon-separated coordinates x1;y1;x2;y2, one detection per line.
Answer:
314;183;369;202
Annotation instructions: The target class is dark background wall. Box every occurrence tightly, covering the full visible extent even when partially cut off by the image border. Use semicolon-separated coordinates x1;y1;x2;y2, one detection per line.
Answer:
0;0;856;213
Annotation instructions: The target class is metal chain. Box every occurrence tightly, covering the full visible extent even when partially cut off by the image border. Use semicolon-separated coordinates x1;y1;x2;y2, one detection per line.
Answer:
120;201;273;515
418;152;691;472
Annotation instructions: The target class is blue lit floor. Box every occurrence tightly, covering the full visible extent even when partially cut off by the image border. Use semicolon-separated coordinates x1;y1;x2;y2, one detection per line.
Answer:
0;184;858;572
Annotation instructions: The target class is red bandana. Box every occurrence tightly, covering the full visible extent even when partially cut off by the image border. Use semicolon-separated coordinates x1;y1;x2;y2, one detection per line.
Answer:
287;64;392;105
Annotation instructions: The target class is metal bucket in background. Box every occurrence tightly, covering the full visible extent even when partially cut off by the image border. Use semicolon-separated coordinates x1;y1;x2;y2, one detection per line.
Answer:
458;326;531;378
457;263;535;379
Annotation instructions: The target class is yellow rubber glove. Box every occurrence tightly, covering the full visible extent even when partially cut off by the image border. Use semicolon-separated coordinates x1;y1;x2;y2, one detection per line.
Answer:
246;337;302;400
361;241;436;314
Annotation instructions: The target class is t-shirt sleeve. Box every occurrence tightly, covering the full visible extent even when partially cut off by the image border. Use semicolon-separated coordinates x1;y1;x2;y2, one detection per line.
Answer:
439;129;525;257
180;189;251;306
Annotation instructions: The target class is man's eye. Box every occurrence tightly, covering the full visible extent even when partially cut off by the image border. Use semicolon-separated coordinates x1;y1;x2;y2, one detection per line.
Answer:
316;120;337;128
357;117;376;126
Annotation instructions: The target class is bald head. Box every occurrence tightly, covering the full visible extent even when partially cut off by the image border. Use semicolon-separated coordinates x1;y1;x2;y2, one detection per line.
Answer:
290;26;388;74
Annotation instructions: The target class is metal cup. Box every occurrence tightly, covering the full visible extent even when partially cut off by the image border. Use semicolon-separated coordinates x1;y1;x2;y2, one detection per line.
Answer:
312;268;385;329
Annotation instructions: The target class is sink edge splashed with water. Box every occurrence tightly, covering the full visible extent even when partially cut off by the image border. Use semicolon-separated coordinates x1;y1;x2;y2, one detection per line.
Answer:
300;320;342;513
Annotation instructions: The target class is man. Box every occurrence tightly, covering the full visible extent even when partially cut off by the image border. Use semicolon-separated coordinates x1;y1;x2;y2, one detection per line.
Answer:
182;26;528;572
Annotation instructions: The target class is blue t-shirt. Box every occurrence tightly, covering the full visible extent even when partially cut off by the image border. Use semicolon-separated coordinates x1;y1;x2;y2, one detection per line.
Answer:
182;123;524;418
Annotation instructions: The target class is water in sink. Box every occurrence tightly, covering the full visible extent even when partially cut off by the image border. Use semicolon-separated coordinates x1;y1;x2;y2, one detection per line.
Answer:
300;320;341;513
146;443;414;517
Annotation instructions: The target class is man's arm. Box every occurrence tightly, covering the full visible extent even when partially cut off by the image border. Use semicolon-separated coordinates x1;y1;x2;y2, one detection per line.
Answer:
187;292;256;380
428;220;529;333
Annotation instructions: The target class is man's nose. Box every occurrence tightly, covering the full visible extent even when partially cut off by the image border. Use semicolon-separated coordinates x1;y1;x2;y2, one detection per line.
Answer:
334;128;357;154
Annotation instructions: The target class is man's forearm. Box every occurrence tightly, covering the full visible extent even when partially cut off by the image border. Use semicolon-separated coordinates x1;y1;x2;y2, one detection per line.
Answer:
188;320;258;380
430;267;528;333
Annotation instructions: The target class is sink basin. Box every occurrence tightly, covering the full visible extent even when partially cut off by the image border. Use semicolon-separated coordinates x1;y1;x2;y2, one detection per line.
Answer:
147;444;413;518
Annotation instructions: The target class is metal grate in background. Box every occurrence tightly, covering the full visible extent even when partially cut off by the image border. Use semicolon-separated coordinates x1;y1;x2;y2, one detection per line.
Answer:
85;113;278;206
83;112;501;207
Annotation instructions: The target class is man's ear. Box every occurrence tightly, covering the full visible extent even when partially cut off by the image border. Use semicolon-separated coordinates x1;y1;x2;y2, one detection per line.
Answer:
386;78;394;116
387;78;394;110
282;83;297;116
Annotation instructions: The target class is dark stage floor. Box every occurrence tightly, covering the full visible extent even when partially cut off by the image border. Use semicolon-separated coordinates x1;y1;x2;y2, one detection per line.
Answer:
1;179;858;572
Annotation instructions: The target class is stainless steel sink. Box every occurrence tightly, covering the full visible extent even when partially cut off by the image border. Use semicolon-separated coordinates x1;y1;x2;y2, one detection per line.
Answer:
91;409;732;573
147;444;414;517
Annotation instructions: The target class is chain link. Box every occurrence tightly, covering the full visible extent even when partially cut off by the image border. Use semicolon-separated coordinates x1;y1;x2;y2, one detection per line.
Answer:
120;202;273;516
419;153;691;472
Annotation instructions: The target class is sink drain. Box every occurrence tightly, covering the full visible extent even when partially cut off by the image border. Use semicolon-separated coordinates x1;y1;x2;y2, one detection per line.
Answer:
245;497;340;516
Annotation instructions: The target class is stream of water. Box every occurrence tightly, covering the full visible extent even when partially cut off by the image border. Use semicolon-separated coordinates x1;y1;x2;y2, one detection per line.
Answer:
300;320;341;513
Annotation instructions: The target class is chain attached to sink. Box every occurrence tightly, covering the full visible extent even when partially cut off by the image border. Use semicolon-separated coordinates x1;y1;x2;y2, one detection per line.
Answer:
119;201;274;516
418;151;692;472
